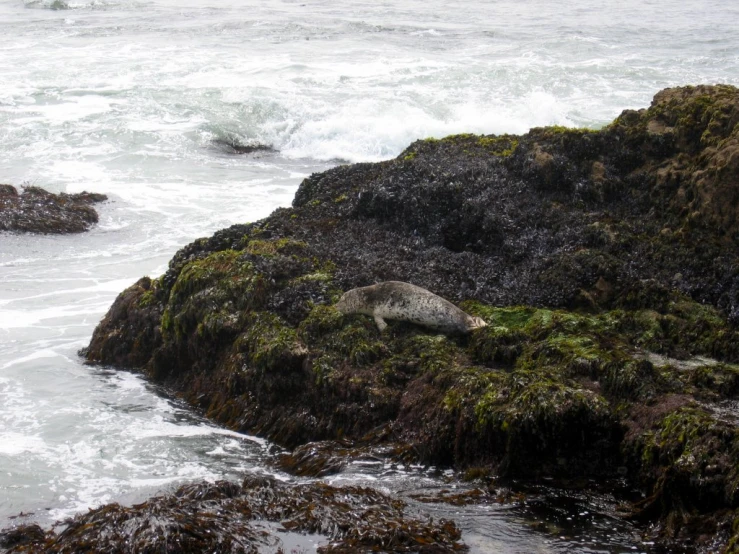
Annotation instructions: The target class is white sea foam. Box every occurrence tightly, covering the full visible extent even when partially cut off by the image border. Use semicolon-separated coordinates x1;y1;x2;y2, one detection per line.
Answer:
0;433;47;456
0;350;59;370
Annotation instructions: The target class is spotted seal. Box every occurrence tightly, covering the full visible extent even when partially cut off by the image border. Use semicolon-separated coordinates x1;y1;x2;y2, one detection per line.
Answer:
334;281;487;334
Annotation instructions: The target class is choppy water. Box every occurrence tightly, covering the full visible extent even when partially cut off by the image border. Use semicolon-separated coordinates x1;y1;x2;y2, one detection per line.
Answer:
2;0;738;551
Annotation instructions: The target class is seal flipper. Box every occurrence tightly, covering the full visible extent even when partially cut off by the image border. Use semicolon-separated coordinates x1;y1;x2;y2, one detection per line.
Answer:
373;313;388;332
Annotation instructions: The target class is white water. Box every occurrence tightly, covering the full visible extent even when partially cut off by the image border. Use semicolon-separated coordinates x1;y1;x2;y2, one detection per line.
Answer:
1;0;738;550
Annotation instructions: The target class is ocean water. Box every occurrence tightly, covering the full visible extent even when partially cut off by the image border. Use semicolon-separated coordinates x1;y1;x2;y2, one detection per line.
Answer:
1;0;738;551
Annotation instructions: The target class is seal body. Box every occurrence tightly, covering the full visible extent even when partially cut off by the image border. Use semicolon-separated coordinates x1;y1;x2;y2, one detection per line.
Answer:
334;281;487;334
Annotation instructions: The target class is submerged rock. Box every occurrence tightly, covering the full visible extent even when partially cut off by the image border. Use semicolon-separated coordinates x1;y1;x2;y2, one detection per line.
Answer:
211;137;276;155
0;184;107;234
84;85;739;552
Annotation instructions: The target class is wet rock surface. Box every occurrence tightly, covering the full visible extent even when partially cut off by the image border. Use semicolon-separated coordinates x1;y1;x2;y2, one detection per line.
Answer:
0;476;465;553
76;85;739;552
0;184;107;234
211;137;276;155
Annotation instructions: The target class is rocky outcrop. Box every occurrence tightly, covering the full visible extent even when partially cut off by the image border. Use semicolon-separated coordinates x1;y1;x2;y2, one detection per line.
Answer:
83;85;739;552
0;184;107;234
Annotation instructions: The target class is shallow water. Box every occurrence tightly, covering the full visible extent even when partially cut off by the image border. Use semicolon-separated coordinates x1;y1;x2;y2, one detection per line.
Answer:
2;0;738;550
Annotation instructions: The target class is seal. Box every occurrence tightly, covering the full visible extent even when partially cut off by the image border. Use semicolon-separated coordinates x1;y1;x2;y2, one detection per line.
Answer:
334;281;487;334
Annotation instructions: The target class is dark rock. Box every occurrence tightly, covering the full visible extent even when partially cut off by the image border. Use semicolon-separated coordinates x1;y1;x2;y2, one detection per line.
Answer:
0;524;46;551
85;85;739;552
212;137;276;155
0;477;465;553
0;184;107;234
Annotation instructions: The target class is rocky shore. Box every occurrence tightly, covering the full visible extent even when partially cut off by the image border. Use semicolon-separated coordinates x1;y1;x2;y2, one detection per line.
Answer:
0;184;107;234
0;476;465;553
6;85;739;552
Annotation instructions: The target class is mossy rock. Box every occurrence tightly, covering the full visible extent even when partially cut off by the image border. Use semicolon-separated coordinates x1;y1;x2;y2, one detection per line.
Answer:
627;405;739;519
85;84;739;553
233;312;307;373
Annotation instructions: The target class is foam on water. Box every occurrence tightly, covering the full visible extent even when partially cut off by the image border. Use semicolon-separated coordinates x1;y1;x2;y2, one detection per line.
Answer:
3;0;738;172
0;348;272;523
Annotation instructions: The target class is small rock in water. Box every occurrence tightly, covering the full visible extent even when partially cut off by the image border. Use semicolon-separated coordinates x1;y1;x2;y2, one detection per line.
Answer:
0;184;107;234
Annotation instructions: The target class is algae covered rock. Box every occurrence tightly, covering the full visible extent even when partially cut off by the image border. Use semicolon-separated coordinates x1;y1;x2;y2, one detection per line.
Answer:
0;477;465;553
85;85;739;552
0;184;107;234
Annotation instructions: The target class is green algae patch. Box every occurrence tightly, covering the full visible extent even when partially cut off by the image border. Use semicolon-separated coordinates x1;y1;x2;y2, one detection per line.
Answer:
162;249;264;342
243;237;307;257
234;312;306;372
615;299;739;362
137;278;162;308
642;85;739;150
403;334;458;374
476;135;519;156
404;133;520;160
442;366;508;414
627;404;739;520
471;369;618;476
298;304;346;340
460;302;537;329
167;250;258;307
468;325;526;366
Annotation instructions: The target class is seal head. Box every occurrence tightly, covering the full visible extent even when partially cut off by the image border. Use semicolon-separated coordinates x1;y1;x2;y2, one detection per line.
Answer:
335;281;487;334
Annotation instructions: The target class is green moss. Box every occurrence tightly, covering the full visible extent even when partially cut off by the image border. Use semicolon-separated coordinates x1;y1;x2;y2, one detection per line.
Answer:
543;125;596;135
638;407;722;474
402;151;417;161
634;404;739;513
310;353;339;385
333;194;348;203
440;133;476;142
169;250;253;299
349;339;387;366
637;86;739;151
473;369;612;451
163;249;264;342
469;325;525;366
460;302;536;330
196;309;240;342
515;332;606;378
244;238;307;258
616;299;739;362
417;133;520;158
234;312;305;372
601;359;658;399
335;324;386;366
688;362;739;397
406;334;457;373
298;304;345;340
443;366;507;413
476;135;519;156
289;272;331;286
138;287;156;308
463;299;738;404
301;306;389;367
161;307;173;333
